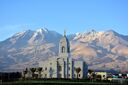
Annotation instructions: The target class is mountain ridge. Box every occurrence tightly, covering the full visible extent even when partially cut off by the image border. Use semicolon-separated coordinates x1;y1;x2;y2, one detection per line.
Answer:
0;28;128;72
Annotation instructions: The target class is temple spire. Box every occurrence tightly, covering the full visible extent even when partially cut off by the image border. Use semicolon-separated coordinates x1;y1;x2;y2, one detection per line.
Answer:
64;30;66;36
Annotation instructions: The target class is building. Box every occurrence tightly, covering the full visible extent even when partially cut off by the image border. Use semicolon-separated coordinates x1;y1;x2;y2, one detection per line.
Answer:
95;72;107;80
38;31;88;79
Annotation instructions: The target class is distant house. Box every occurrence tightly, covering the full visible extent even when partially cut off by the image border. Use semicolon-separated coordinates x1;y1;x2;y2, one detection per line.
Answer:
95;71;107;80
23;31;88;79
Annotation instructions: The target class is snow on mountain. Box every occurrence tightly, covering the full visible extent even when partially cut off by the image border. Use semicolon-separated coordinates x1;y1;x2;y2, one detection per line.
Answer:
70;29;128;70
0;28;62;71
0;29;128;72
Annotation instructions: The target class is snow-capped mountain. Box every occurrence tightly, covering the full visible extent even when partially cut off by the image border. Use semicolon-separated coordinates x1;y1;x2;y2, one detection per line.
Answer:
0;29;128;72
70;29;128;71
0;28;62;71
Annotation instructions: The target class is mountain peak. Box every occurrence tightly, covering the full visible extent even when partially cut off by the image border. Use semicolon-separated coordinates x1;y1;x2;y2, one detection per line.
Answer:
86;29;97;35
105;29;122;37
106;29;118;34
14;31;26;36
36;28;48;33
90;29;97;33
13;29;33;37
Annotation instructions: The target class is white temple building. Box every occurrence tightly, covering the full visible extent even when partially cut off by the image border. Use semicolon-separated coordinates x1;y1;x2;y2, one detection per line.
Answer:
38;31;88;79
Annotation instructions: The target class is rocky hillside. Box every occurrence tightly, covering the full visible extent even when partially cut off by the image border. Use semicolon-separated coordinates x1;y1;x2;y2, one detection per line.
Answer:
70;30;128;71
0;29;128;72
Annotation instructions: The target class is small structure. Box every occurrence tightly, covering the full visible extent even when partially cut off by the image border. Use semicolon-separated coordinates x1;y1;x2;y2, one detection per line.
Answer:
95;72;107;80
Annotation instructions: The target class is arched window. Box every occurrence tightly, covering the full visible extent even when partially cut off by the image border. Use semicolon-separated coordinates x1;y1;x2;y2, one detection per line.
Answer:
61;46;65;53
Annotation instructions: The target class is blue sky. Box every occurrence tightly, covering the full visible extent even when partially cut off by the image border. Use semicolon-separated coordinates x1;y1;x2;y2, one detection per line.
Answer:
0;0;128;41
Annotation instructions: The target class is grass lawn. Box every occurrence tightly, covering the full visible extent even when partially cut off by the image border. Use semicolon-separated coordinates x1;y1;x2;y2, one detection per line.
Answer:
0;79;127;85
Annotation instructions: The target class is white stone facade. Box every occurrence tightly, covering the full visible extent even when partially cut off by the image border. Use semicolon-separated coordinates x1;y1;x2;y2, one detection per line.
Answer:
39;33;88;79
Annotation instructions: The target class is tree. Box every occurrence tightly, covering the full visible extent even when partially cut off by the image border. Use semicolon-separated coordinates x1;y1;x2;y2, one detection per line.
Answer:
30;68;36;79
23;68;28;79
88;69;95;81
37;67;42;78
88;69;93;74
88;69;93;78
75;67;81;79
49;67;54;78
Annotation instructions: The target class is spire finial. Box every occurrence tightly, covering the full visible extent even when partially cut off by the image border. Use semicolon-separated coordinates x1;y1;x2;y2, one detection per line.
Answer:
64;30;66;36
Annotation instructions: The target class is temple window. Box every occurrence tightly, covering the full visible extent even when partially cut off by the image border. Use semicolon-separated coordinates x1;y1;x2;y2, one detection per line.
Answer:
61;46;65;53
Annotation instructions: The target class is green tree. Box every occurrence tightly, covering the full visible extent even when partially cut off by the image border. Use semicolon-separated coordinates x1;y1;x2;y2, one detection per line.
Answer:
23;68;28;79
88;69;93;74
75;67;81;79
37;67;42;78
49;67;54;78
30;68;36;79
88;69;95;81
